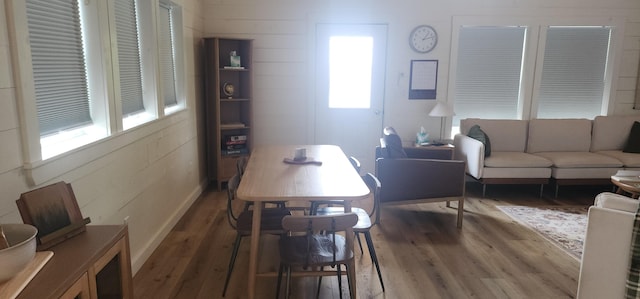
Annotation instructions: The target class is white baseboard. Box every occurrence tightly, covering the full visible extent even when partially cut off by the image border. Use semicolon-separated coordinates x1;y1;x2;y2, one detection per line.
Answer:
129;179;207;274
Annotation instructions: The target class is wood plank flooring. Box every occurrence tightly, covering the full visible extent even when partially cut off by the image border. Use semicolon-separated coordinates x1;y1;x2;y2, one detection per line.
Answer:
133;182;610;298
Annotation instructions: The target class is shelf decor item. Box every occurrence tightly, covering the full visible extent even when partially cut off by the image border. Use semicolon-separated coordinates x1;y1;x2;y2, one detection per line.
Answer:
223;82;235;98
230;51;241;67
16;181;91;250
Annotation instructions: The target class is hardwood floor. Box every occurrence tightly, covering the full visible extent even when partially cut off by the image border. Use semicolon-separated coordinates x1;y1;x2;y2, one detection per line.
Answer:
133;182;610;298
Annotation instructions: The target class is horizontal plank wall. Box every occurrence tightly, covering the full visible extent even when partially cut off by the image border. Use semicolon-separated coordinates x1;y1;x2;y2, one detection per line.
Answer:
0;0;206;274
203;0;640;146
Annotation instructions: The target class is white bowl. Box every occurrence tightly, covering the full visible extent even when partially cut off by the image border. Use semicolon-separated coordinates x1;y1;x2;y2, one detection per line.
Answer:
0;224;38;283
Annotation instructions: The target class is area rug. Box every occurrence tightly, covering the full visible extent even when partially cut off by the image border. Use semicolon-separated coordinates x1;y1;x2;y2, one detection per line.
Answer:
497;205;589;260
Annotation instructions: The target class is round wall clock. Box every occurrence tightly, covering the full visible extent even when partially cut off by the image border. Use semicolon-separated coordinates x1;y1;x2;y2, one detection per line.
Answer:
409;25;438;53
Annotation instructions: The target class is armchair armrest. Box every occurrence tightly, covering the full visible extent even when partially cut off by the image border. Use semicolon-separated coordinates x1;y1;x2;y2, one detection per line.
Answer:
594;192;639;213
375;158;465;203
577;194;637;298
453;134;484;179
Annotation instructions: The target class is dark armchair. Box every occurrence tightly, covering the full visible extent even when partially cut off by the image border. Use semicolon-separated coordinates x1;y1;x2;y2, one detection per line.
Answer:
375;127;466;227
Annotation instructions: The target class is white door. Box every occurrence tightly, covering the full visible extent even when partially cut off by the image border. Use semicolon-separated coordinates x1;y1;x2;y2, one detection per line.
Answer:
314;24;387;174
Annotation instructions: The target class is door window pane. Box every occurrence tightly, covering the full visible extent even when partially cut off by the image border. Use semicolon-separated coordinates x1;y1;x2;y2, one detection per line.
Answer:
328;36;373;109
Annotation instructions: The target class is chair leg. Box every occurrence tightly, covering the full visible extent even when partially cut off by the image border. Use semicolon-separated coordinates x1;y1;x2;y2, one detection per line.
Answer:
355;232;364;255
222;234;243;297
285;266;292;299
337;265;343;299
457;198;464;228
364;231;385;292
346;263;354;299
276;263;284;299
316;267;324;299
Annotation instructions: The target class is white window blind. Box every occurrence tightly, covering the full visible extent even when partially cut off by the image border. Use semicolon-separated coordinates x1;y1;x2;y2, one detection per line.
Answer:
26;0;91;135
453;26;526;126
536;26;611;119
158;3;177;107
115;0;144;116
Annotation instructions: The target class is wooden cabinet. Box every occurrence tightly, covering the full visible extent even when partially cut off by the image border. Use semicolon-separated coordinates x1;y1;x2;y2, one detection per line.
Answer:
204;37;253;190
18;225;133;299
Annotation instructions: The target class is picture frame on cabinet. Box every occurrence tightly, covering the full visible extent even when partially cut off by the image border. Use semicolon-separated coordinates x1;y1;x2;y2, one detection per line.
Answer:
16;181;91;250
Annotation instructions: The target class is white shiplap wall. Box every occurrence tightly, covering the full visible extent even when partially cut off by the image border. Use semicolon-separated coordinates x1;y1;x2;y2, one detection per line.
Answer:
203;0;640;148
0;0;206;274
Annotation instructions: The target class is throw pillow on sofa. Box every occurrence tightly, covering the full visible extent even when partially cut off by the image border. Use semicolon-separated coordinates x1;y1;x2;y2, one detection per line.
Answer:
623;121;640;153
468;125;491;157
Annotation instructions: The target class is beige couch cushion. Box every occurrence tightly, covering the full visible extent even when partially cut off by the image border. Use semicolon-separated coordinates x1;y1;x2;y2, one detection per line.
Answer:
591;115;640;152
484;152;552;168
527;119;592;153
460;119;528;152
596;150;640;167
535;152;623;168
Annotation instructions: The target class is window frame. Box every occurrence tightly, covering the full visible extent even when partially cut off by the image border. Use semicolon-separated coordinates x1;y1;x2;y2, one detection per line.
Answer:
448;15;624;134
6;0;186;186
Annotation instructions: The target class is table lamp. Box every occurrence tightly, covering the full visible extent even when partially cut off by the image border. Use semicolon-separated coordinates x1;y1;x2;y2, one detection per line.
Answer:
428;101;455;144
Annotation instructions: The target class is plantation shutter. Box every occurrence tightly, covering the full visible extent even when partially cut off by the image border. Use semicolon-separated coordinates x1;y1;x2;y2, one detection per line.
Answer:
115;0;145;115
158;3;177;107
453;26;526;127
537;27;611;119
26;0;91;135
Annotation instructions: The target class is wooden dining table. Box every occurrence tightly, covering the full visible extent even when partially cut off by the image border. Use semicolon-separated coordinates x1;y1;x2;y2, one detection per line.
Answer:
237;144;371;299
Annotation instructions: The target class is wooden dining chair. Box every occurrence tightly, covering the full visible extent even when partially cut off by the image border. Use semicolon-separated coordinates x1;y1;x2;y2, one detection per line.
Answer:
313;172;385;292
308;156;361;214
236;156;249;178
348;156;361;174
276;213;358;299
222;173;291;297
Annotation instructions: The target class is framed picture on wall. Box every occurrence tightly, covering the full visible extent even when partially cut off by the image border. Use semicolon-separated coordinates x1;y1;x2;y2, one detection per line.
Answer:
409;60;438;100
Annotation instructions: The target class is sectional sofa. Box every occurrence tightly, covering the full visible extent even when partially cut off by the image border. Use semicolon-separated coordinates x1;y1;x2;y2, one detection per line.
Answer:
453;116;640;196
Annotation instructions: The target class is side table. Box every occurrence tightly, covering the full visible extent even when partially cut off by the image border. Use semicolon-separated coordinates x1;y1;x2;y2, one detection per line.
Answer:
611;176;640;199
405;144;455;160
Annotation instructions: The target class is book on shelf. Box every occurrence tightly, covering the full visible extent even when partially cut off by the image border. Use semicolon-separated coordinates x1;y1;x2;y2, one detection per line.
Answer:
222;148;250;155
223;66;245;70
225;135;247;142
220;122;245;129
224;144;246;150
225;140;246;145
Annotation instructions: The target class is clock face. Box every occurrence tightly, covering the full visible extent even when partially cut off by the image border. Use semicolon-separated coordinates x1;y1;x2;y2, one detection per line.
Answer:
410;25;438;53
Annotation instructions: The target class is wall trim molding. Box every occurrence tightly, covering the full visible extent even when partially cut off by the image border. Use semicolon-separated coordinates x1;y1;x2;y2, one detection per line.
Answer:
130;179;206;274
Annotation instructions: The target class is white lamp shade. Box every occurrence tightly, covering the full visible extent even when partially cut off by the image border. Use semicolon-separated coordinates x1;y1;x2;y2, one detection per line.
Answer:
428;101;455;117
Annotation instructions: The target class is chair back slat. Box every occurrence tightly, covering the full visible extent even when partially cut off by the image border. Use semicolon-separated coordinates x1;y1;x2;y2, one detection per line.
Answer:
281;213;357;233
349;156;361;174
226;174;241;227
362;173;382;222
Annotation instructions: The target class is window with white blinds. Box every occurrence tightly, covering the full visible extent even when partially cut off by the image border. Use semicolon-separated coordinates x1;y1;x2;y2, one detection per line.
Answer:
453;26;526;126
115;0;145;116
26;0;92;135
536;26;611;119
13;0;185;160
158;3;177;107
